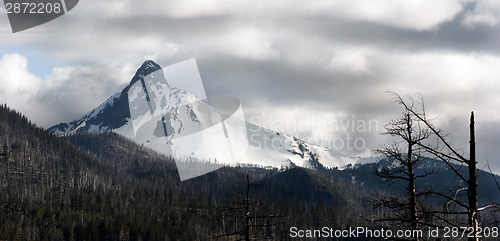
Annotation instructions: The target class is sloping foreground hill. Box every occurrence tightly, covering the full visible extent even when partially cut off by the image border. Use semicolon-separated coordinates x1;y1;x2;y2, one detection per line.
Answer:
1;104;374;241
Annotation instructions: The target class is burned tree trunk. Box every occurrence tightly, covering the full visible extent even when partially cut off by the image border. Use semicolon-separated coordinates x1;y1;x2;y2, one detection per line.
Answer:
407;118;418;235
468;112;478;241
245;174;251;241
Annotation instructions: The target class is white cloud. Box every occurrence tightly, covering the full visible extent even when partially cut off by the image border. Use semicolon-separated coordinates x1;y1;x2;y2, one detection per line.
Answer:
0;53;42;95
0;54;43;119
325;46;375;74
463;12;499;27
74;0;233;19
376;51;500;123
158;0;234;18
221;27;279;61
44;32;179;64
0;53;148;127
0;0;469;67
279;33;376;75
305;0;467;31
72;0;466;31
462;0;500;28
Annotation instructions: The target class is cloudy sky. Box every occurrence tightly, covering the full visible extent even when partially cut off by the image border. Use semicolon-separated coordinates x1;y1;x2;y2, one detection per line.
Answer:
1;0;500;172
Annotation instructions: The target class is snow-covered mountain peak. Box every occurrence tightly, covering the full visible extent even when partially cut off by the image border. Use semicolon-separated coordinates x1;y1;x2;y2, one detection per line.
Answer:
48;60;363;173
133;60;162;80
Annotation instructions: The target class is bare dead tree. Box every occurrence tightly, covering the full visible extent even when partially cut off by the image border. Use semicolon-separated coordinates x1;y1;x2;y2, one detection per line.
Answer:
389;92;497;241
214;174;283;240
372;106;435;240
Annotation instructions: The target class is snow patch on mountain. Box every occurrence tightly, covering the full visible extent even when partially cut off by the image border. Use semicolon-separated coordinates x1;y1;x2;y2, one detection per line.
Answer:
240;122;359;170
87;92;121;120
50;92;121;136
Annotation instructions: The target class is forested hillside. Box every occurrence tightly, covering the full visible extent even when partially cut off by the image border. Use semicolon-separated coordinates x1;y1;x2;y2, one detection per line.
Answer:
3;104;499;240
0;105;375;240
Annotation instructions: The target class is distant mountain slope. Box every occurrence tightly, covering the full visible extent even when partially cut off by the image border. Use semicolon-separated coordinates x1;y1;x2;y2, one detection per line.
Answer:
338;157;500;204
